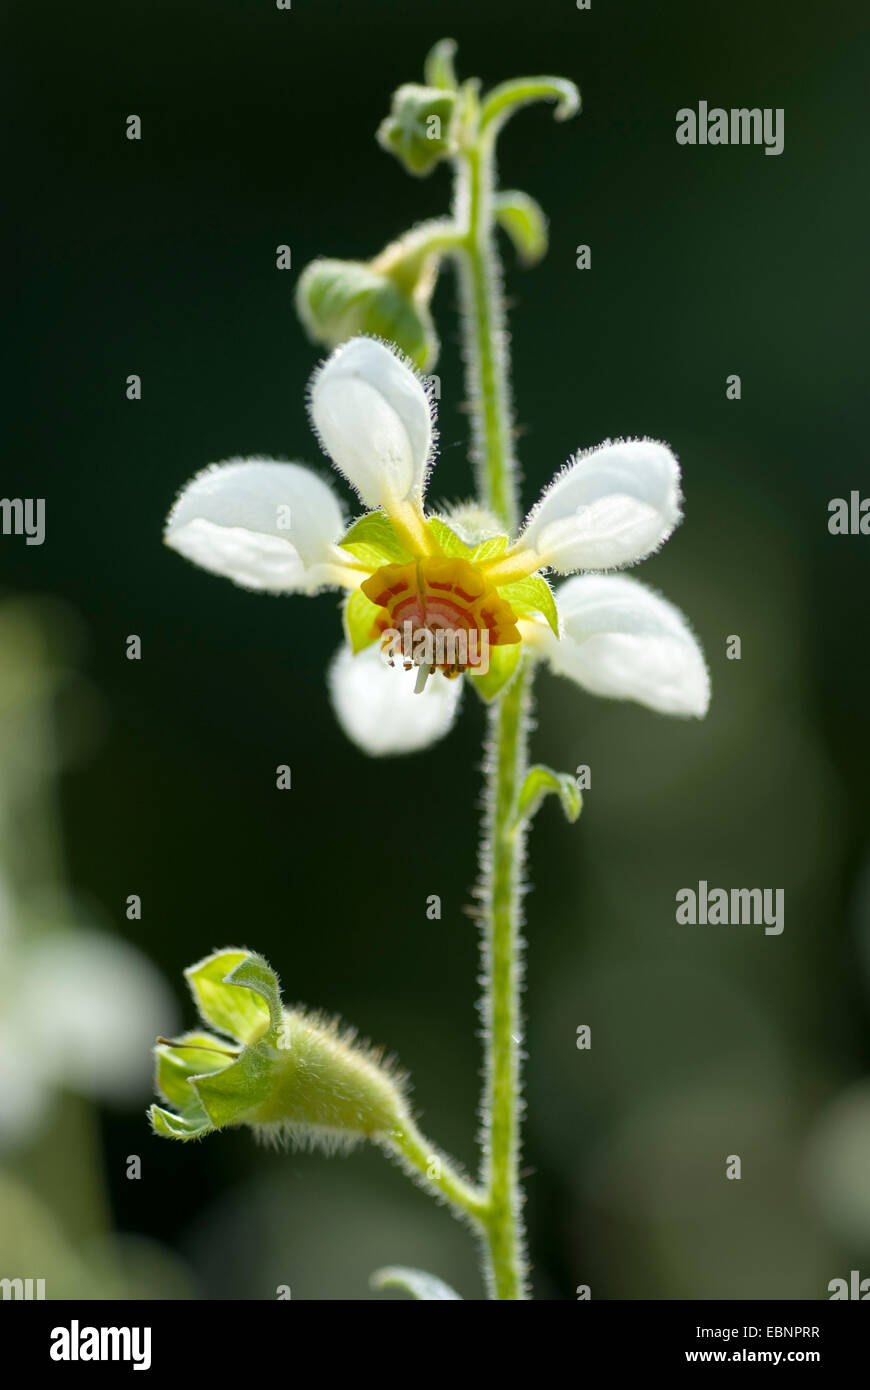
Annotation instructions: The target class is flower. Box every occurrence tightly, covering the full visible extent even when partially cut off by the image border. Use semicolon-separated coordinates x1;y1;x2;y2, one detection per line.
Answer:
165;335;709;754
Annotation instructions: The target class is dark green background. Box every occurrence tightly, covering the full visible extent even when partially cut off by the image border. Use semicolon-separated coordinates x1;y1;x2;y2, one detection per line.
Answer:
3;0;869;1298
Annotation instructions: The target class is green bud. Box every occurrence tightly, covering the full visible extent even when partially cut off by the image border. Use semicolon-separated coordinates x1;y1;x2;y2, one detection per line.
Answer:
295;257;438;369
149;949;410;1151
377;83;457;176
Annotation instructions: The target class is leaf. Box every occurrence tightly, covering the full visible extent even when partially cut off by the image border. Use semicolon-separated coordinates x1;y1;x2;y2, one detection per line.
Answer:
516;764;582;827
423;38;458;91
499;574;560;637
494;190;548;266
467;641;521;702
427;515;472;557
371;1266;462;1300
480;76;581;134
339;511;413;568
343;589;382;654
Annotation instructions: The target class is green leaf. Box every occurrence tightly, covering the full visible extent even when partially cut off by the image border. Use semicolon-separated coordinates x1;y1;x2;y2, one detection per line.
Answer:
343;589;382;654
480;76;581;134
371;1266;462;1300
427;515;472;557
423;38;458;91
516;764;582;827
185;949;273;1045
467;641;521;702
339;511;413;568
494;190;548;266
499;574;560;637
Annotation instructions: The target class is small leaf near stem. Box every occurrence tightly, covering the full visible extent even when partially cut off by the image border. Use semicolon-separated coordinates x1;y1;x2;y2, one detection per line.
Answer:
515;764;582;828
479;76;581;135
371;1266;463;1300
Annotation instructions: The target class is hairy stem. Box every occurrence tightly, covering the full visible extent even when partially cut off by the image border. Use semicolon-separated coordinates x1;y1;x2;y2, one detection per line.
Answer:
454;128;531;1299
386;1119;488;1224
455;134;520;535
478;658;532;1298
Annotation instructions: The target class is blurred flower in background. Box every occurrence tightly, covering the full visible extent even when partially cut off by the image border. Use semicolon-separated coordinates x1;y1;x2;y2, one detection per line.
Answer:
0;598;189;1297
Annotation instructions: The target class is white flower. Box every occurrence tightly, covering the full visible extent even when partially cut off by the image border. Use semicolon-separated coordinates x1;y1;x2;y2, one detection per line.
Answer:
165;335;709;754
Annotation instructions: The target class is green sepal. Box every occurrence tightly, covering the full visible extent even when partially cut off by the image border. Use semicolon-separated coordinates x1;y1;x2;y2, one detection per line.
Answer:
498;574;560;637
377;84;457;176
516;764;582;826
428;515;509;563
191;1045;274;1130
494;190;549;266
185;949;276;1045
470;535;508;564
371;1266;462;1300
427;516;472;557
150;1104;212;1141
339;511;413;568
155;1031;235;1110
343;589;382;654
467;642;522;702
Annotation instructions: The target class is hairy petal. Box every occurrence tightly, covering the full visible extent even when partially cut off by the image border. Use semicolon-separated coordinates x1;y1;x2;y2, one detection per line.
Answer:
308;337;435;512
534;573;710;716
165;458;347;593
519;438;682;573
328;643;462;755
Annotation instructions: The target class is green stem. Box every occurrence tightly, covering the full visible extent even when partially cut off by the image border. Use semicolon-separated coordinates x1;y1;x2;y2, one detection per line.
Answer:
386;1119;488;1224
454;129;531;1299
478;658;532;1298
456;134;519;535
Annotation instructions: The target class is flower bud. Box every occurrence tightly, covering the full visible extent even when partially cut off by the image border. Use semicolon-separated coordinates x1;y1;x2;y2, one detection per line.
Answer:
376;84;458;176
150;949;411;1151
296;258;438;369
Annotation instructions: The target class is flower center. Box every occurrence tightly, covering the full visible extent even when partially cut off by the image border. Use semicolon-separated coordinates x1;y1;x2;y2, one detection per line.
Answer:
361;556;521;678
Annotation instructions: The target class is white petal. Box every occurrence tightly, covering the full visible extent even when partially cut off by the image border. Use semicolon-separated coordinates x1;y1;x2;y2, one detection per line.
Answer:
328;644;462;755
537;573;710;716
308;337;434;511
166;458;346;593
519;438;682;572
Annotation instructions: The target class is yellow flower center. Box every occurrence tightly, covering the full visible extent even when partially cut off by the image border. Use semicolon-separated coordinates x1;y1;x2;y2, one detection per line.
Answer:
361;555;521;678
